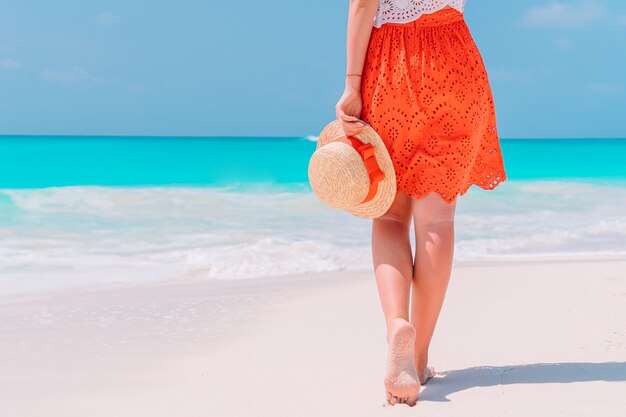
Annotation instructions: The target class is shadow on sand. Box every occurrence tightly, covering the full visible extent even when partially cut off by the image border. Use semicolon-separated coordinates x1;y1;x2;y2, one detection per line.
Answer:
420;362;626;402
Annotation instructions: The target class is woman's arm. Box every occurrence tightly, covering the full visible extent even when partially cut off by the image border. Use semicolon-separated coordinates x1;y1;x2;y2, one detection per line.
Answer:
335;0;379;136
346;0;378;93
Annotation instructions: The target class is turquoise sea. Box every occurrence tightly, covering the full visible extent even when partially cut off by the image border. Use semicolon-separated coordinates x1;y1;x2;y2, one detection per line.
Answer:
1;136;625;188
1;135;625;303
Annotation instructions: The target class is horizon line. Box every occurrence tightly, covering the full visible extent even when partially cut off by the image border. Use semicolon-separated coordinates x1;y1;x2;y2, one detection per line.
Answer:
1;134;626;140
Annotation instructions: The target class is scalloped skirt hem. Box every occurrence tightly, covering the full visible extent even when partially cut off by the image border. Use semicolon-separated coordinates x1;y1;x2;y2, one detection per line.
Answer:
397;170;509;206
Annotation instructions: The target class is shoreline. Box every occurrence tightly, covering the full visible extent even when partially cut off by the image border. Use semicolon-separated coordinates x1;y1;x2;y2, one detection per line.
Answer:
2;253;626;307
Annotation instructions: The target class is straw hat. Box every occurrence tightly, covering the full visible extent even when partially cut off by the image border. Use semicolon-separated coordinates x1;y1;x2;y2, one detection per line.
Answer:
308;118;396;219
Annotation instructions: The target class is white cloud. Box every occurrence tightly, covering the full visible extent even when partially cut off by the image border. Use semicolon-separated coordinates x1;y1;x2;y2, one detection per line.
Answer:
554;37;574;49
129;84;147;92
41;66;93;83
0;58;22;70
40;66;122;86
590;82;624;95
97;11;121;26
40;66;122;85
522;1;607;28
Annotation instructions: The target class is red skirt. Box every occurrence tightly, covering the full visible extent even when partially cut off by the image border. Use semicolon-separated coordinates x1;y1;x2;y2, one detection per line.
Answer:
360;8;508;204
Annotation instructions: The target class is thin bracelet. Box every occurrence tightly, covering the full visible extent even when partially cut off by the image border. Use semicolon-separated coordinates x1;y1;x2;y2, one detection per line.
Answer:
346;73;362;77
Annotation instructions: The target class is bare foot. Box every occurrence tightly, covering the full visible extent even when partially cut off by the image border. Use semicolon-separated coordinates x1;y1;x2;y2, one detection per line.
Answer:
418;365;437;385
383;318;420;407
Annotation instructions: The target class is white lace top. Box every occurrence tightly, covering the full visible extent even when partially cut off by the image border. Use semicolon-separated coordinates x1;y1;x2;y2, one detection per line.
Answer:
373;0;467;28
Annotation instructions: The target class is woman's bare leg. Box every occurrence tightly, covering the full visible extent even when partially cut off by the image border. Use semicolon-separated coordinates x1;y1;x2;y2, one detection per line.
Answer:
372;189;420;406
410;191;457;384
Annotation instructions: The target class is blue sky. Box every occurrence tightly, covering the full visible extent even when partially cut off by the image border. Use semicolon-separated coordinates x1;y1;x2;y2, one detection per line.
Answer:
0;0;625;138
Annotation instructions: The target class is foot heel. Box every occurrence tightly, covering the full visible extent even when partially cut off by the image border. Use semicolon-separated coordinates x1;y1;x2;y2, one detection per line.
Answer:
389;323;416;354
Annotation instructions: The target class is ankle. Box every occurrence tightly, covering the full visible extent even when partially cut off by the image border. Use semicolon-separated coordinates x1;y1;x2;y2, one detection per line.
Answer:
413;353;429;371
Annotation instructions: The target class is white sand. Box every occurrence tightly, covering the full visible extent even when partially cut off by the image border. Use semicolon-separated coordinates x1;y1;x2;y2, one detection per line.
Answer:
1;260;625;416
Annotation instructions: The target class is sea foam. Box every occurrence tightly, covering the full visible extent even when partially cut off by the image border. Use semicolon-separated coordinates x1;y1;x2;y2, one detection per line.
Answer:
0;179;625;302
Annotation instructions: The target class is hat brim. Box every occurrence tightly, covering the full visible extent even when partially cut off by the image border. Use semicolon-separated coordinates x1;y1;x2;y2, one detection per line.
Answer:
316;119;397;219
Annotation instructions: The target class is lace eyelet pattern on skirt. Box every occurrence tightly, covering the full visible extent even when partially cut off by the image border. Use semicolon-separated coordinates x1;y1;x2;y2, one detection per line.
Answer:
360;8;508;205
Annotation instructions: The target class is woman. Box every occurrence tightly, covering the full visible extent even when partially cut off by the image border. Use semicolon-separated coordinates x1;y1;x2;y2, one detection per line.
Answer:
335;0;507;407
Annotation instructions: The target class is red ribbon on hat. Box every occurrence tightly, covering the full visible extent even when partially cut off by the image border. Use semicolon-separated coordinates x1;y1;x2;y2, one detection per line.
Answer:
334;136;386;204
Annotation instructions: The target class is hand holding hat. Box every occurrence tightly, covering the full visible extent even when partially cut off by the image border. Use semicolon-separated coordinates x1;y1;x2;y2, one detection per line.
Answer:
335;88;366;136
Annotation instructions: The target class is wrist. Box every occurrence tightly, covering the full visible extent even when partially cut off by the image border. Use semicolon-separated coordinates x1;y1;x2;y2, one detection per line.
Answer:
345;76;362;93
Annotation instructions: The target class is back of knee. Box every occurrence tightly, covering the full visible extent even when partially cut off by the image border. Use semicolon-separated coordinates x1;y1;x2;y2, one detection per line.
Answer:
415;213;455;227
375;211;412;229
